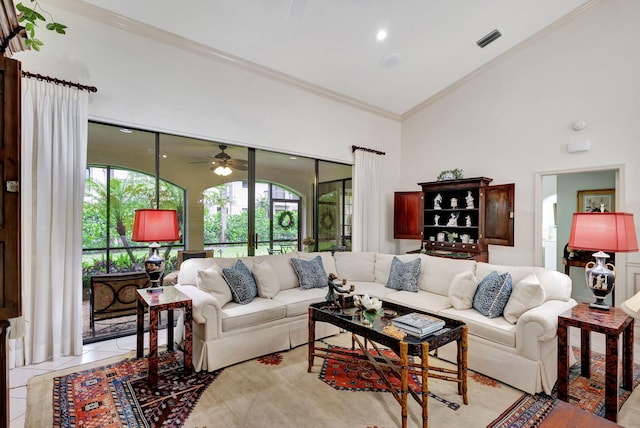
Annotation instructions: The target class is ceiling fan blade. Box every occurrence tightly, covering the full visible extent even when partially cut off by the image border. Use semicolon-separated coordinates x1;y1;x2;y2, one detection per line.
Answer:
228;160;249;171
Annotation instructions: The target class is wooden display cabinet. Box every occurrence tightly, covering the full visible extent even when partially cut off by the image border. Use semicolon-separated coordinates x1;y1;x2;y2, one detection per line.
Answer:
394;177;514;261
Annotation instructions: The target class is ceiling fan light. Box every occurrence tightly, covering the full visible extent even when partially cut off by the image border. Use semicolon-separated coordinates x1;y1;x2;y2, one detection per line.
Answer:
214;165;232;176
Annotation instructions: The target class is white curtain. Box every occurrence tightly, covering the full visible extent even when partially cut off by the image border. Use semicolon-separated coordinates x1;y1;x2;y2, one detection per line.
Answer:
10;78;88;367
351;148;384;252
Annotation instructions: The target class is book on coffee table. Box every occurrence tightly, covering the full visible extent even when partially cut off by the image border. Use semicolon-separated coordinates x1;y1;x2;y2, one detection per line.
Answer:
392;312;445;337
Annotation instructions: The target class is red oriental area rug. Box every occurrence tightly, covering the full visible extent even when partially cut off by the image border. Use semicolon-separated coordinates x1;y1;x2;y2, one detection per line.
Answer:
52;351;221;427
318;345;465;410
488;348;640;427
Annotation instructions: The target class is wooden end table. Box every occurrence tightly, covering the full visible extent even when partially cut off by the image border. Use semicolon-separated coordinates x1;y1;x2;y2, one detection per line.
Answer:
136;286;193;388
557;302;634;422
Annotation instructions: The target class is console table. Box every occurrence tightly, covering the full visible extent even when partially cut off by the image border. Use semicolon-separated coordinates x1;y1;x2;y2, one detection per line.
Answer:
136;287;193;388
557;303;634;422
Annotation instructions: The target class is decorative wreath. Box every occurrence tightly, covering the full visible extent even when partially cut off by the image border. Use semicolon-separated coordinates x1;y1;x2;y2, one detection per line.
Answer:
320;211;335;230
277;210;295;229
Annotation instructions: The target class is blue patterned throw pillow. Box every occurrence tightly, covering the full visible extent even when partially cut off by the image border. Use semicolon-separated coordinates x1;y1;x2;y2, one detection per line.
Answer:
472;271;513;318
221;260;258;304
385;257;421;292
291;256;328;290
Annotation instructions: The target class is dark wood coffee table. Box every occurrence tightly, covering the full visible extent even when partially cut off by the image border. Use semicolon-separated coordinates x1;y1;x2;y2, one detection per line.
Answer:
308;299;468;428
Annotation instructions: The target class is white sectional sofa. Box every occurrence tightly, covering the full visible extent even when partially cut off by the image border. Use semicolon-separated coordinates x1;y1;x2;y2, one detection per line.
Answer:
173;251;576;395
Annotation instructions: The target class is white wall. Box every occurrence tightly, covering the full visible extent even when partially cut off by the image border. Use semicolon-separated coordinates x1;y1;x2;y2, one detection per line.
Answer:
400;0;640;284
13;2;402;253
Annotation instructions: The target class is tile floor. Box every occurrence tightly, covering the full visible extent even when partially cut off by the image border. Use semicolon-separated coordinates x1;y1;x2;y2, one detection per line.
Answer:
7;323;640;427
9;329;168;428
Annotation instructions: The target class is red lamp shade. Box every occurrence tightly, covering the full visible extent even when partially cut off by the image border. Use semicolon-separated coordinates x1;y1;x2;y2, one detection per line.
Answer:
132;209;180;243
568;212;638;253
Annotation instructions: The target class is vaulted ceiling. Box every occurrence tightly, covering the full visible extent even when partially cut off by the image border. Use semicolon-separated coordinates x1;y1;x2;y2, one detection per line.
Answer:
79;0;593;118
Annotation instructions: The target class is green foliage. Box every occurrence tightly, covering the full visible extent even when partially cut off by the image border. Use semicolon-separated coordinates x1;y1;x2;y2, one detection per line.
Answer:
16;1;66;51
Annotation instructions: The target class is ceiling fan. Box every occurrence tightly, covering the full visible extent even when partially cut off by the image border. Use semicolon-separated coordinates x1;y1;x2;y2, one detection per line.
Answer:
189;144;249;175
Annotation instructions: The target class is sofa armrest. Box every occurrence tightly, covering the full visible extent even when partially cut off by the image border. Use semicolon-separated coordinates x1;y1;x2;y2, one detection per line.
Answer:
175;284;223;340
163;270;179;286
516;298;577;360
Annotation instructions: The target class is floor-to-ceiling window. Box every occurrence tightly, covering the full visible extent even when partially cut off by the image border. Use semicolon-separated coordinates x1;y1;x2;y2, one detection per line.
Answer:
83;121;352;340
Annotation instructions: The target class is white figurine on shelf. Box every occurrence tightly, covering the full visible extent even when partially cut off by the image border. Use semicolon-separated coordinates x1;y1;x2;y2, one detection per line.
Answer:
466;215;472;227
450;197;458;209
434;214;440;225
447;213;458;226
434;193;442;209
465;191;474;209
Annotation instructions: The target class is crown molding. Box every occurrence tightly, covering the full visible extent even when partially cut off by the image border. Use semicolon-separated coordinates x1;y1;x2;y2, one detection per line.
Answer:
44;0;401;121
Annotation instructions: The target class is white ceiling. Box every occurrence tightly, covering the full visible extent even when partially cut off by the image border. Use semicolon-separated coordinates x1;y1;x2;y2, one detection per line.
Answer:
80;0;592;117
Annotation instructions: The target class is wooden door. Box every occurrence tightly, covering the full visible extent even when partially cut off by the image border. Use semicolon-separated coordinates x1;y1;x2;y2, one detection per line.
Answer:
483;183;515;246
0;56;21;428
394;191;423;240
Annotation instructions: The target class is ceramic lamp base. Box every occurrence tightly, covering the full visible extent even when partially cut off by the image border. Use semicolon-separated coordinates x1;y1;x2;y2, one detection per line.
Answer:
585;251;615;312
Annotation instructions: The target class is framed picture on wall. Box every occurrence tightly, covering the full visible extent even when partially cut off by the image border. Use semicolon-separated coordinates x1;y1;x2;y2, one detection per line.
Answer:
577;189;615;212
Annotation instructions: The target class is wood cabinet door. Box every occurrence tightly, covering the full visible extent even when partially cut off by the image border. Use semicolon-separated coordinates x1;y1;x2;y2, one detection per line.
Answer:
394;191;423;240
483;183;515;246
0;57;21;320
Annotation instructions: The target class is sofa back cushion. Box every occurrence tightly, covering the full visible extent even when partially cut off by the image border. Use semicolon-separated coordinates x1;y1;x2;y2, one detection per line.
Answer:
252;253;299;290
418;255;477;296
476;262;571;302
334;252;376;282
179;257;252;285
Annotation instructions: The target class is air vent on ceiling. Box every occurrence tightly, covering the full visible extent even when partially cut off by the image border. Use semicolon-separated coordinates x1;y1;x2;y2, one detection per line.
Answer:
476;29;502;48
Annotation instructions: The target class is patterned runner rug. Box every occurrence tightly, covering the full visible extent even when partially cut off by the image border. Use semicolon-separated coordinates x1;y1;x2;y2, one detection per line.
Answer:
52;351;222;427
488;348;640;427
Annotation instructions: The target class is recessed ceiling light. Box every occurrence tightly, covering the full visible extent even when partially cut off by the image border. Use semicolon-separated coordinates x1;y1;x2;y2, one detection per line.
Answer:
289;156;298;160
162;154;167;158
120;128;133;134
376;29;387;41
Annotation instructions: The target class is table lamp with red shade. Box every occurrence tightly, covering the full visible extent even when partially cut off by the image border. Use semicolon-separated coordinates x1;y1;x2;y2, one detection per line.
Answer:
568;212;638;310
132;209;180;288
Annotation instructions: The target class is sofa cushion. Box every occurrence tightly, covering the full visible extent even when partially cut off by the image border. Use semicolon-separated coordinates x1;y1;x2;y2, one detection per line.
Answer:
503;274;546;324
253;253;299;290
439;307;516;348
291;256;328;290
383;290;453;314
346;281;397;299
221;298;287;332
252;259;280;299
475;262;571;302
473;271;512;318
418;255;477;296
221;260;258;304
273;287;328;317
448;270;479;310
334;252;375;282
374;253;423;284
385;256;421;292
196;265;233;306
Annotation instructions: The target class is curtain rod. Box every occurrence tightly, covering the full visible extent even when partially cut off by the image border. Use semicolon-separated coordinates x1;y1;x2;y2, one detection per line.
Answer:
352;145;386;156
22;71;98;93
